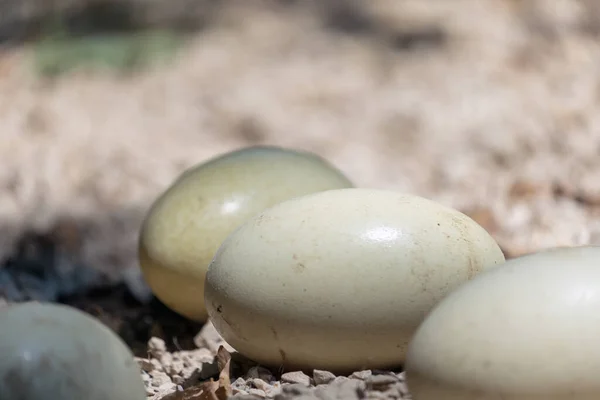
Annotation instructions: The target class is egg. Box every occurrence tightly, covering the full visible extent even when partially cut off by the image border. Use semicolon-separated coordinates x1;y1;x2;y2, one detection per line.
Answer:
0;302;146;400
405;245;600;400
139;146;353;321
204;188;505;372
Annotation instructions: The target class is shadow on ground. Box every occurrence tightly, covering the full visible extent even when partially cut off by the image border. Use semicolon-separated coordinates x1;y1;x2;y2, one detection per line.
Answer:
0;208;203;356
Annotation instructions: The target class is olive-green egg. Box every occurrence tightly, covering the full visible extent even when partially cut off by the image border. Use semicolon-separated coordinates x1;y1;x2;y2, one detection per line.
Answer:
139;146;353;321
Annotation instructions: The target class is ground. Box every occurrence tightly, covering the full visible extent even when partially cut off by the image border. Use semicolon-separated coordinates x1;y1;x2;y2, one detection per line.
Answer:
1;1;600;399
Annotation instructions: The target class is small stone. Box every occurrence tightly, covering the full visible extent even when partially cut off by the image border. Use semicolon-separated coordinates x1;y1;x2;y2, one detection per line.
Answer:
150;371;172;387
252;378;273;391
150;358;163;371
366;374;398;390
314;379;364;400
365;391;388;399
350;370;372;380
159;352;174;367
313;370;336;385
144;386;155;396
281;371;311;386
136;357;155;372
248;388;267;398
141;371;152;385
171;375;184;385
281;383;312;395
265;385;282;398
392;381;410;397
157;381;176;393
194;321;236;353
233;377;249;389
148;337;167;355
167;359;185;375
332;376;352;385
233;388;249;396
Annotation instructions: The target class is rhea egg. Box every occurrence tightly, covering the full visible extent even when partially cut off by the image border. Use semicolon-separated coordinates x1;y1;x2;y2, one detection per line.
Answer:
138;146;353;321
0;302;146;400
405;246;600;400
204;188;505;372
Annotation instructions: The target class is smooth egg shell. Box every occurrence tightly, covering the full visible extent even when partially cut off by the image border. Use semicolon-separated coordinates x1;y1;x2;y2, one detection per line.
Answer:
0;302;146;400
139;146;353;321
205;188;505;372
405;246;600;400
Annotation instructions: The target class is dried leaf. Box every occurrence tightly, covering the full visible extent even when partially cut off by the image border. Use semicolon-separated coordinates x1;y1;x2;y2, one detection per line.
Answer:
216;345;232;372
216;346;233;399
165;347;234;400
161;379;219;400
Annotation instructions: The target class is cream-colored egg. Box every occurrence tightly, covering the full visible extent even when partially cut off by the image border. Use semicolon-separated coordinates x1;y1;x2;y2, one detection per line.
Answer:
204;188;505;372
139;146;353;321
405;246;600;400
0;302;146;400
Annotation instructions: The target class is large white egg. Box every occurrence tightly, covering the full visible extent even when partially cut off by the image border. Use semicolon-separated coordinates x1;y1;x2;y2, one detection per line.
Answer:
139;146;353;321
405;246;600;400
0;302;146;400
204;188;505;372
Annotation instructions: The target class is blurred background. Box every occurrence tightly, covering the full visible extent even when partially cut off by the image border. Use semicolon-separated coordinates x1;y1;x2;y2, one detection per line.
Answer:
2;0;600;305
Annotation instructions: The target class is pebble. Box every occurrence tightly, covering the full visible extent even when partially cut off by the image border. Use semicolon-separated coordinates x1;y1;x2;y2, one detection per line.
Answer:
137;358;154;373
265;385;282;398
350;370;372;380
148;337;167;357
313;369;336;385
314;379;365;400
366;374;399;389
194;321;236;353
281;383;313;396
233;388;249;396
252;378;272;391
150;371;172;387
248;388;267;397
281;371;311;386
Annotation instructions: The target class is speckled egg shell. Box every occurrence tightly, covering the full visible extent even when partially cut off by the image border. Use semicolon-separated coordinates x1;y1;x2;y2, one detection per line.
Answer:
0;302;146;400
405;246;600;400
205;188;505;372
139;146;353;321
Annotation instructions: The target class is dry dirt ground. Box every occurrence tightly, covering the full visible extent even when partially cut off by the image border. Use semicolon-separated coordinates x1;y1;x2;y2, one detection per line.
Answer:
3;0;600;398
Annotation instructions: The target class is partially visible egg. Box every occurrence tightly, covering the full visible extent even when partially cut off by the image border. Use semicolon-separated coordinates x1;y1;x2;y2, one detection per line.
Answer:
405;246;600;400
204;188;505;372
0;302;146;400
139;146;353;321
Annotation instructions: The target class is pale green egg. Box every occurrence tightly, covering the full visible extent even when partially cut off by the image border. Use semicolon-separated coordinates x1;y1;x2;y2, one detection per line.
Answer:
205;188;505;373
405;246;600;400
